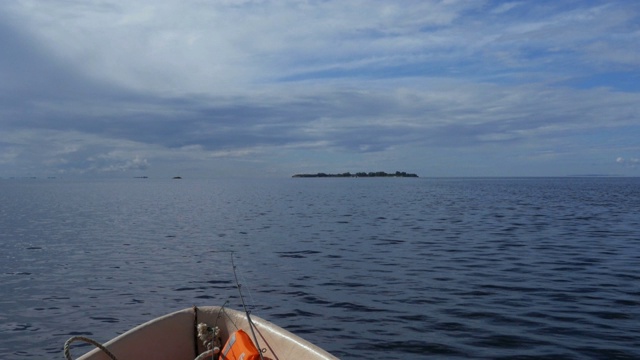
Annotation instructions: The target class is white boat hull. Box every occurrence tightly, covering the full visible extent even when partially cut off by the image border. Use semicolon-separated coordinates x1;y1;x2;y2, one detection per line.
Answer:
71;306;338;360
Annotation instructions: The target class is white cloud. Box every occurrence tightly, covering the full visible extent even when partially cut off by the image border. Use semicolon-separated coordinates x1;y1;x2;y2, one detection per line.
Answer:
1;1;639;177
3;0;636;96
615;157;640;168
91;154;150;172
491;2;523;15
0;0;479;94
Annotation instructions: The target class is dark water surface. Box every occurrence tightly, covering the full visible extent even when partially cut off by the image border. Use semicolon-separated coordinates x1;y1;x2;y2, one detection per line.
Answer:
1;177;639;359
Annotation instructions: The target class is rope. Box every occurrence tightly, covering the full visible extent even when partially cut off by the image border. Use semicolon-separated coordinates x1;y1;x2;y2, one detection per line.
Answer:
194;349;216;360
64;336;118;360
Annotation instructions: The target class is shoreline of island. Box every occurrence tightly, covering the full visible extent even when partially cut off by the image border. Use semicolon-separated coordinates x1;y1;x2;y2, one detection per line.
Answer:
292;171;418;178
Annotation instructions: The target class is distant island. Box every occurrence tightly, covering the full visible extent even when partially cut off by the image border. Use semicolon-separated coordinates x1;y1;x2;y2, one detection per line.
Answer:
292;171;418;178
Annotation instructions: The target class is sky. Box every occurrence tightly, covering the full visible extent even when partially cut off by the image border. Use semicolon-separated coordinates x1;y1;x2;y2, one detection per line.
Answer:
1;0;639;178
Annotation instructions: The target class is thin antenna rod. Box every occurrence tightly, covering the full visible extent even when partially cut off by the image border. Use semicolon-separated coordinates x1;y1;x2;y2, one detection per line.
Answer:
231;253;265;360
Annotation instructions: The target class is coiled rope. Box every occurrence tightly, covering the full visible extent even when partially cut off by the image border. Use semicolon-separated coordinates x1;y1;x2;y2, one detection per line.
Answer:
64;307;211;360
64;336;118;360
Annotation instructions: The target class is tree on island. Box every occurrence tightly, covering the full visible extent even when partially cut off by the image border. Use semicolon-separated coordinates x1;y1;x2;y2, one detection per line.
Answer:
292;171;418;178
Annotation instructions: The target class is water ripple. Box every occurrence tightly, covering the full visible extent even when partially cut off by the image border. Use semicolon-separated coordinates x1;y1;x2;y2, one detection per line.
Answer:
1;178;639;359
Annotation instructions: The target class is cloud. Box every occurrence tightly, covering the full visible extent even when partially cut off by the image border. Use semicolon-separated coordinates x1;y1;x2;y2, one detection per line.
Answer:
91;154;150;173
2;1;475;94
616;157;640;168
491;2;524;15
1;1;639;177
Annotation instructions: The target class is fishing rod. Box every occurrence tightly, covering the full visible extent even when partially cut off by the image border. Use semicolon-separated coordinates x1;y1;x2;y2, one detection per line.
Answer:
230;252;265;360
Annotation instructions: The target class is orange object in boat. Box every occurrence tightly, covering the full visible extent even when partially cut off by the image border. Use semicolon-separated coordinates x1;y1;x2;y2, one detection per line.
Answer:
220;329;261;360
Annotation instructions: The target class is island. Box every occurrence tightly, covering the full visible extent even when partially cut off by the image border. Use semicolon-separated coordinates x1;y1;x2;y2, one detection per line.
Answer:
292;171;418;178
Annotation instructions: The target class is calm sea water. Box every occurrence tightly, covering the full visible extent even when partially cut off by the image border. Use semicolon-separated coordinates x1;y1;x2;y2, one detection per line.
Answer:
1;177;639;359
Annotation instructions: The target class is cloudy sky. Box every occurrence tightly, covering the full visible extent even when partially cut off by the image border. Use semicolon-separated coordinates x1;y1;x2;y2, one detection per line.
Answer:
1;0;639;178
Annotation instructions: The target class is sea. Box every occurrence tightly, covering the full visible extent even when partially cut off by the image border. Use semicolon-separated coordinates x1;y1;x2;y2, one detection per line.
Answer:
0;177;638;359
